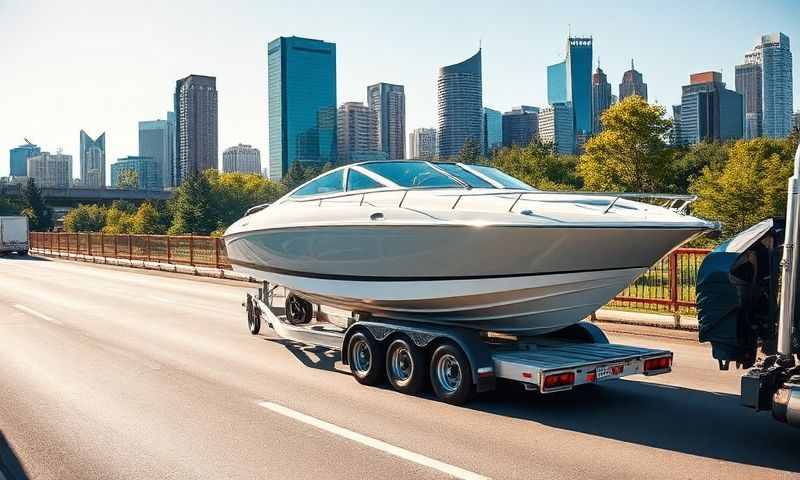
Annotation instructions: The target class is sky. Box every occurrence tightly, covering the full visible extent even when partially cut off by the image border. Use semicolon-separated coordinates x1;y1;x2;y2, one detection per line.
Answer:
1;0;799;180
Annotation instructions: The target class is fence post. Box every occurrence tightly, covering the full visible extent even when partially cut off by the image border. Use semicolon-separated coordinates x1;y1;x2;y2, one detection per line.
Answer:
128;235;132;261
114;234;118;258
669;250;681;327
166;235;171;264
189;234;194;266
146;235;151;262
87;233;92;258
100;232;105;259
215;237;220;269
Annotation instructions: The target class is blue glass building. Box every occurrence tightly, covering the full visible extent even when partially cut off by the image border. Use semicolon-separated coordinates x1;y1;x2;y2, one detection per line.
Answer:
482;107;502;155
268;36;337;180
9;141;40;177
110;156;162;190
547;37;593;140
547;61;567;105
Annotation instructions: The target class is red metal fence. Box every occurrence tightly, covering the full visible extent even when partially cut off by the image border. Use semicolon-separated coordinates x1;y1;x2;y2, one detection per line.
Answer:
30;232;711;312
29;232;230;269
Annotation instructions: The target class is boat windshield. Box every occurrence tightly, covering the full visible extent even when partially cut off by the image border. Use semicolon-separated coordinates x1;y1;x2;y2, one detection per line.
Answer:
469;165;535;190
434;163;495;188
362;162;461;188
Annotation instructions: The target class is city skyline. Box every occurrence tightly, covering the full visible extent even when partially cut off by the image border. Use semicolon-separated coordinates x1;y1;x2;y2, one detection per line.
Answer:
1;1;799;178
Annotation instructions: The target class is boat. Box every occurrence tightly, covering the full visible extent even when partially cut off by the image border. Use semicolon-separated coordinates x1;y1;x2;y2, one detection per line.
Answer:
223;160;715;335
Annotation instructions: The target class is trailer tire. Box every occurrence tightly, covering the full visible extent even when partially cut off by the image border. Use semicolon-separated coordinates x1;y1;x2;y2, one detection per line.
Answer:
247;296;261;335
430;343;474;405
285;294;313;325
385;337;427;394
348;331;385;386
18;250;28;256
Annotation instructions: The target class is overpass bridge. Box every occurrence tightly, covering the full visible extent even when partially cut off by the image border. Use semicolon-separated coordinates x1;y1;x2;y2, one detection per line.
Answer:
0;184;172;207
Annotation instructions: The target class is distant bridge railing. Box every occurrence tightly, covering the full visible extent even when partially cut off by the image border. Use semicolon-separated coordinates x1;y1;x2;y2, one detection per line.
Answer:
30;232;711;313
30;232;230;269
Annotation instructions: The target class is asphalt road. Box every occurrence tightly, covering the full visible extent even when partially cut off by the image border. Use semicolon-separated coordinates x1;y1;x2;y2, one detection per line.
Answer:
0;256;798;480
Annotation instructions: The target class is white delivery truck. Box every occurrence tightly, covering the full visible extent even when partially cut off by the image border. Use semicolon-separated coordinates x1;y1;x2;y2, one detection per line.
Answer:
0;216;29;256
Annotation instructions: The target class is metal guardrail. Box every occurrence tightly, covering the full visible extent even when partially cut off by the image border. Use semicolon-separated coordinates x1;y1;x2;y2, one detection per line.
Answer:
29;232;711;313
29;232;229;269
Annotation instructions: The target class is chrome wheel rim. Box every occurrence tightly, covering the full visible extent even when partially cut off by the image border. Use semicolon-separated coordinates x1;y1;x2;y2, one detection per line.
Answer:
352;339;372;375
436;354;462;393
389;344;413;382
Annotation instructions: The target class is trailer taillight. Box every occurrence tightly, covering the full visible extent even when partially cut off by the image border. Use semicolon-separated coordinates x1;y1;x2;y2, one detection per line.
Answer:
644;356;672;372
542;372;575;391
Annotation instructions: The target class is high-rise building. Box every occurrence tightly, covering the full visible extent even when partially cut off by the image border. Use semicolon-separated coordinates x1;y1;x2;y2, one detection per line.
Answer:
482;107;502;154
437;50;482;158
618;59;648;102
755;33;793;138
670;105;682;145
79;130;105;188
735;50;763;139
27;152;72;188
367;83;405;160
139;117;174;188
268;36;337;181
167;111;176;183
9;140;40;177
592;66;612;132
794;110;800;131
538;103;575;154
547;37;592;138
502;106;539;148
678;72;743;145
174;74;218;185
222;144;261;174
408;128;437;160
337;102;383;164
110;156;161;190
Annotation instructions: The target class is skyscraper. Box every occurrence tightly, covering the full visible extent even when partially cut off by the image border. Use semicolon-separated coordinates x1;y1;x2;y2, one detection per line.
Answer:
538;103;575;154
268;36;337;181
671;105;682;145
337;102;382;164
222;144;261;174
547;37;592;138
502;106;539;148
110;156;161;190
437;50;483;158
174;74;218;185
794;111;800;131
482;107;502;154
592;66;612;132
139;117;174;189
756;33;793;138
367;83;405;160
79;130;105;188
27;152;72;188
408;128;437;160
9;140;40;177
618;59;648;101
735;50;763;139
678;72;743;145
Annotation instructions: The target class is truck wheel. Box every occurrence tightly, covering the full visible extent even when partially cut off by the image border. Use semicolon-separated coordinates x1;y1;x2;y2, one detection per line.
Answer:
386;337;427;394
430;343;474;405
19;250;28;256
348;331;385;386
285;294;313;325
247;297;261;335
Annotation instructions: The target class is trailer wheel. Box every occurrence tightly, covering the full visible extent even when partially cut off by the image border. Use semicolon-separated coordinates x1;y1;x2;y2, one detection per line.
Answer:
285;294;313;325
348;331;385;386
247;296;261;335
430;343;474;405
385;337;427;394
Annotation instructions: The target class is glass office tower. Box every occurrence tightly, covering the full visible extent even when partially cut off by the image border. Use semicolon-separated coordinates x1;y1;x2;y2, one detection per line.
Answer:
9;141;40;177
547;61;568;105
566;37;593;136
436;50;483;159
268;36;337;180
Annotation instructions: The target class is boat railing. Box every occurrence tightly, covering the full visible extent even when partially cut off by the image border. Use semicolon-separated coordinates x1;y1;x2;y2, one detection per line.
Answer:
285;188;698;215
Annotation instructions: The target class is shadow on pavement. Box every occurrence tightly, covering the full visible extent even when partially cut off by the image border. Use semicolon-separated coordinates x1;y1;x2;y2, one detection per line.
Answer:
0;431;29;480
264;338;350;376
470;379;800;473
0;254;48;262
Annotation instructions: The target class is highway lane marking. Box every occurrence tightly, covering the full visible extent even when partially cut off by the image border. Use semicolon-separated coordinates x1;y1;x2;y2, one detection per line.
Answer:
13;305;64;326
257;401;490;480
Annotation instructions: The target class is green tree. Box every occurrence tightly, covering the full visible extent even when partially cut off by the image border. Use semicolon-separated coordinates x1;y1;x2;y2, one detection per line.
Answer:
690;137;794;238
21;178;53;231
577;96;673;192
204;170;285;231
489;139;582;191
129;202;164;234
168;173;216;235
458;138;482;164
102;205;133;234
0;196;21;216
64;204;107;232
117;169;139;189
670;141;729;192
282;161;308;191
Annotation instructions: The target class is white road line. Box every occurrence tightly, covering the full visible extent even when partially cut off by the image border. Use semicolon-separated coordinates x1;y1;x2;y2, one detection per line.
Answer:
13;304;64;326
257;401;490;480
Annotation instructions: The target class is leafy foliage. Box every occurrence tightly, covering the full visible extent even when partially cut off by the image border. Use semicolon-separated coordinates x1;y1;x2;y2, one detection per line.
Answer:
578;96;673;192
117;169;140;189
168;173;216;235
204;170;285;231
457;138;482;164
21;178;53;231
670;142;729;192
64;204;107;232
690;138;794;238
489;139;582;191
129;202;165;234
0;197;21;216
